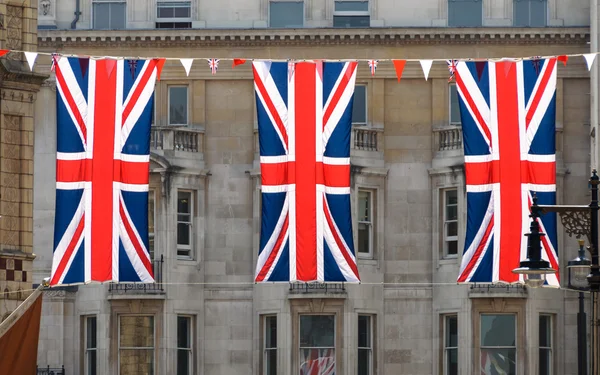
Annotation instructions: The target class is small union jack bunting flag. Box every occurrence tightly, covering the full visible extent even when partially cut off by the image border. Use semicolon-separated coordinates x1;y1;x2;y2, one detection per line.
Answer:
447;60;459;82
368;60;378;76
288;60;295;82
208;58;220;75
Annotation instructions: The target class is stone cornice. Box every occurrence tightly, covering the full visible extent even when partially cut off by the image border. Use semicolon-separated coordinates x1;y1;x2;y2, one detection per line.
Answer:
0;61;49;89
38;27;590;49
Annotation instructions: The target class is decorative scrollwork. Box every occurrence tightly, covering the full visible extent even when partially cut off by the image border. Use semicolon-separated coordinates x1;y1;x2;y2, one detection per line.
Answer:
558;209;592;242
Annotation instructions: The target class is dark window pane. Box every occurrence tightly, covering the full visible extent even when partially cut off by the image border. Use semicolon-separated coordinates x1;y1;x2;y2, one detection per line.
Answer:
177;349;189;375
539;315;551;347
266;349;277;375
529;0;547;26
448;0;483;27
481;348;516;375
352;85;367;123
446;316;458;347
481;314;516;347
93;4;110;29
177;317;190;348
539;348;551;375
335;1;369;11
446;206;458;221
177;223;190;246
446;189;458;205
174;7;191;18
88;350;97;375
158;7;174;18
266;316;277;348
111;3;126;29
450;84;461;123
447;348;458;375
333;15;370;27
178;192;191;214
358;316;370;347
357;348;370;375
357;223;370;254
447;240;458;255
299;315;335;347
269;2;304;28
87;317;97;349
446;222;458;237
169;87;188;124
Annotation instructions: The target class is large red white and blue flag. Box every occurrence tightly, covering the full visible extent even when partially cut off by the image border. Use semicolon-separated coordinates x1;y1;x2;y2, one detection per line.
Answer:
455;58;559;286
50;57;160;286
253;61;360;283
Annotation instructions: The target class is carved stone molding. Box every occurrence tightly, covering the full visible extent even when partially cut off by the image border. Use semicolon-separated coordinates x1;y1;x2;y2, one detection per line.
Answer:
1;89;34;103
39;0;53;17
5;6;23;61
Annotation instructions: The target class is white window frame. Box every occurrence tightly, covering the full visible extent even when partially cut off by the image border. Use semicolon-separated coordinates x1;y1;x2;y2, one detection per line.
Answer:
357;189;374;258
84;316;97;375
263;315;278;375
156;0;192;23
357;314;373;375
148;189;156;262
449;83;461;125
268;1;305;28
91;0;126;30
443;315;458;375
539;314;553;375
442;188;458;258
176;315;193;375
352;84;368;125
177;190;194;259
118;315;155;375
333;1;370;26
168;85;189;126
298;314;336;375
480;313;517;374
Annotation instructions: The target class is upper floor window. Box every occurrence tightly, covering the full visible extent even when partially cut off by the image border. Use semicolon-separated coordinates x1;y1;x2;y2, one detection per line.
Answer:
449;84;461;125
148;190;155;261
333;1;370;28
442;188;458;257
177;316;193;375
352;84;367;125
443;315;458;375
156;1;192;29
169;86;188;126
84;316;97;375
119;316;155;375
539;314;553;375
299;315;335;374
177;190;194;259
447;0;482;27
357;315;374;375
513;0;547;27
92;0;126;30
480;314;516;374
357;189;374;258
269;1;304;28
263;315;277;375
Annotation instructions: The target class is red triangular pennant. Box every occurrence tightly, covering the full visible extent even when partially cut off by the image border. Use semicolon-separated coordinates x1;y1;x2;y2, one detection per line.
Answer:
557;55;568;66
154;58;166;81
503;61;514;77
78;57;89;77
232;59;247;68
105;59;116;78
392;60;406;82
0;50;9;58
475;61;486;81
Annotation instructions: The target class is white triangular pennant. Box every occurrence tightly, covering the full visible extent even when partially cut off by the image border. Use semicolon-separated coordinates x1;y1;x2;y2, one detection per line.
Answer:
420;60;433;81
180;58;194;76
24;52;38;71
584;54;597;71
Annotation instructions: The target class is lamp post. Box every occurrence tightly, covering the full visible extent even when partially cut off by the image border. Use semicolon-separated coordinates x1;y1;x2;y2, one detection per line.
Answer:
512;170;600;375
568;239;592;375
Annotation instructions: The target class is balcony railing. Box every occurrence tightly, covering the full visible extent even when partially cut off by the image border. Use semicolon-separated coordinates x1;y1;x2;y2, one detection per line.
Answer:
108;255;164;294
289;282;346;294
150;126;204;153
352;126;382;152
433;125;463;151
36;366;65;375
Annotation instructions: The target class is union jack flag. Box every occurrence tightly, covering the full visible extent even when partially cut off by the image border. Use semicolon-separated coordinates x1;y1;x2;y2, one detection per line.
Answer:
367;60;378;76
208;58;220;75
447;59;459;82
252;61;360;282
50;57;159;285
455;58;559;286
300;348;335;375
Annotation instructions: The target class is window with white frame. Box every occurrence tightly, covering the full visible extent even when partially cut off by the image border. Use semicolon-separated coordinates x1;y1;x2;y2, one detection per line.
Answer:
92;0;126;30
480;314;516;375
177;316;193;375
85;316;97;375
513;0;547;27
539;314;553;375
352;84;367;125
148;190;155;262
442;188;458;257
333;1;370;28
156;1;192;29
263;315;277;375
357;315;373;375
177;191;193;259
119;316;154;375
169;86;188;126
299;315;336;375
269;1;304;28
357;189;373;257
443;315;458;375
449;84;461;125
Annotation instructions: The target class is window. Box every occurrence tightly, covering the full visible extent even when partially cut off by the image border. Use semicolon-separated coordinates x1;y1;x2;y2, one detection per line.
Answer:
148;190;155;261
447;0;483;27
177;316;193;375
357;189;373;257
480;314;516;375
92;1;126;29
539;315;553;375
264;316;277;375
299;315;335;375
513;0;547;27
85;316;97;375
269;1;304;28
443;315;458;375
169;86;188;125
357;315;373;375
443;189;458;257
352;85;367;125
119;316;154;375
449;84;461;125
333;1;370;28
177;191;193;259
156;1;192;29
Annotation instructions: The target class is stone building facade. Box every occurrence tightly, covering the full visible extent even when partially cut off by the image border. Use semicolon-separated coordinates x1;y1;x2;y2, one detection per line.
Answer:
0;0;46;324
32;0;595;374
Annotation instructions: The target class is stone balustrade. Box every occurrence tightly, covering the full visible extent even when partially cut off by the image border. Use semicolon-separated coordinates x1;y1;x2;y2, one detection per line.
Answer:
150;126;204;153
433;126;463;151
352;126;382;152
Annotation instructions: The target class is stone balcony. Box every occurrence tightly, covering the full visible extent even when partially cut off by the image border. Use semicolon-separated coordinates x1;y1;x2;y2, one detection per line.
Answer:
350;126;384;168
432;125;464;169
150;125;205;168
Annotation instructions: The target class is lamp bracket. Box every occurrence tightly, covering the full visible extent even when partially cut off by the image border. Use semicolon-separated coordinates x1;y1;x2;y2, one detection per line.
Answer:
538;205;592;244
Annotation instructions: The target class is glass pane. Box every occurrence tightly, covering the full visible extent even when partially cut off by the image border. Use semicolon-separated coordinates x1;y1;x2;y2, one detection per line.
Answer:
357;223;370;254
157;7;174;18
333;15;371;27
87;317;97;349
481;314;516;347
299;315;335;347
299;348;335;375
87;350;97;375
178;192;191;214
177;223;190;246
530;0;547;27
357;348;370;375
446;315;458;347
539;348;551;375
149;236;155;261
93;4;110;29
445;189;458;205
480;348;516;375
450;84;461;123
174;6;191;18
352;85;367;123
358;316;370;348
169;87;188;125
447;240;458;255
177;248;191;257
148;191;155;235
119;349;154;375
266;349;277;375
269;2;304;28
110;3;126;29
448;0;483;27
266;316;277;349
513;0;529;27
539;315;551;347
176;349;190;375
120;316;154;348
335;1;369;11
446;222;458;237
177;316;191;348
358;190;371;221
446;205;458;221
446;348;458;375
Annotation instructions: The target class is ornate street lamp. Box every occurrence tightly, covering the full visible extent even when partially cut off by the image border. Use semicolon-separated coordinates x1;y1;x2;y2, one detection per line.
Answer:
569;239;592;290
